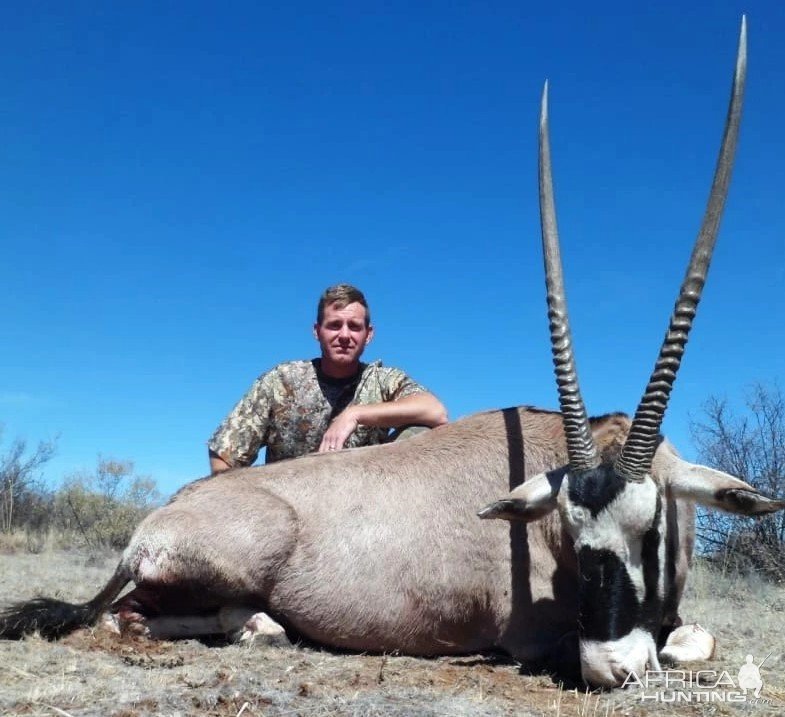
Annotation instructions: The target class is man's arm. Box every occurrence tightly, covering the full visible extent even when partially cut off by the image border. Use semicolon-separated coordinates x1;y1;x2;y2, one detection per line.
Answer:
207;371;274;475
318;392;448;452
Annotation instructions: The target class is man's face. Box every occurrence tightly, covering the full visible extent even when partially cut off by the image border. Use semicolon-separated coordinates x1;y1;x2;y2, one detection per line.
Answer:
314;302;374;369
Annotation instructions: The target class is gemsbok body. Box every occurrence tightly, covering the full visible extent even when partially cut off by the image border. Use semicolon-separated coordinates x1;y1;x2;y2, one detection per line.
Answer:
2;19;782;688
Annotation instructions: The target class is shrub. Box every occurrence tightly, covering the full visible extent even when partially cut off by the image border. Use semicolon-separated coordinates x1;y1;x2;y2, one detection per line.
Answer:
0;430;56;534
691;383;785;582
53;459;162;550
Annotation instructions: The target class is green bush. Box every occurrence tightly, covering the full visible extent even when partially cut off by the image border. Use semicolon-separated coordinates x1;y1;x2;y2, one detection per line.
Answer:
53;460;162;550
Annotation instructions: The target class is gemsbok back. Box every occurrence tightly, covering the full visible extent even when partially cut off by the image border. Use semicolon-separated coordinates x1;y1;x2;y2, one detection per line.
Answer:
2;18;782;688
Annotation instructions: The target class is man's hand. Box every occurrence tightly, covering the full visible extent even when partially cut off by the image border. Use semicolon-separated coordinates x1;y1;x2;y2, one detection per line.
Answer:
319;407;359;453
317;393;448;454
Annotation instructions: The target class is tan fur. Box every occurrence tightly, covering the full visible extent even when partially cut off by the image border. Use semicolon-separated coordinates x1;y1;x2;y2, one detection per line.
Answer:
120;406;690;660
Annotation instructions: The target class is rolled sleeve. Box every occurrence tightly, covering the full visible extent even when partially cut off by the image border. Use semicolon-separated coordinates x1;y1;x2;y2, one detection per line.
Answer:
376;366;429;401
207;373;272;467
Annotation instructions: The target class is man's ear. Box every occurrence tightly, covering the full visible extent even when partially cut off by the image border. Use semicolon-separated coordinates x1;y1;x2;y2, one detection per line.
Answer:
365;325;374;346
313;323;320;341
666;456;785;516
478;470;565;523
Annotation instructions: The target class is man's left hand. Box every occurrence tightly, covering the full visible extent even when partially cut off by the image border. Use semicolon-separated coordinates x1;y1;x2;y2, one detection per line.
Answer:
319;408;359;453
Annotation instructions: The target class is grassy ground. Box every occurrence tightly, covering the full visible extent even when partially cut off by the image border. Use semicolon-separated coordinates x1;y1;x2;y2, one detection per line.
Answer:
0;548;783;717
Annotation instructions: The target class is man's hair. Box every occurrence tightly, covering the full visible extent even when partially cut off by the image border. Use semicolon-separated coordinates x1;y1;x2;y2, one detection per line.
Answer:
316;284;371;326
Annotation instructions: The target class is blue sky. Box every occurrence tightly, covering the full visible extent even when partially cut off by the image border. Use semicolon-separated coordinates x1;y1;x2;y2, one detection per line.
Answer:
2;1;783;497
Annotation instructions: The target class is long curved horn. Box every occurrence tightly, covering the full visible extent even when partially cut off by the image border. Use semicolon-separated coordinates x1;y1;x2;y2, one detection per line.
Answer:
539;82;599;471
615;18;747;481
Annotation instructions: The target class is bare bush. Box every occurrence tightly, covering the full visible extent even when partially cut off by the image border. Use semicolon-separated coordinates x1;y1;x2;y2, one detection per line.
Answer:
0;428;56;534
691;383;785;580
1;427;162;553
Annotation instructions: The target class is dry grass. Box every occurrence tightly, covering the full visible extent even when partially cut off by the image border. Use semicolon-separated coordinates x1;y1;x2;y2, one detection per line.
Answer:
0;530;94;557
0;550;783;717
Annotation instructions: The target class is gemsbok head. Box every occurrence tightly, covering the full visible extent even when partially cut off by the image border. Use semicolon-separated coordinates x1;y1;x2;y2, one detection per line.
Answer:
480;17;784;687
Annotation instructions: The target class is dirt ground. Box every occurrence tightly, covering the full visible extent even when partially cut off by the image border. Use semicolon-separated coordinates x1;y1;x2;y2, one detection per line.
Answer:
1;549;783;717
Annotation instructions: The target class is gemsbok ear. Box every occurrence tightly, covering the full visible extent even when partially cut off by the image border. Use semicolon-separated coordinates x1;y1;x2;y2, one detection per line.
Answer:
665;457;785;516
478;470;564;522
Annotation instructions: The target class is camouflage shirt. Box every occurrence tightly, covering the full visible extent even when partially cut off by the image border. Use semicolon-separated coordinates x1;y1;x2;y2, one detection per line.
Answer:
207;359;429;467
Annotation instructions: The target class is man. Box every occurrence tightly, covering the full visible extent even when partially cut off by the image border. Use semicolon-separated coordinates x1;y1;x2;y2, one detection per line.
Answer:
208;284;448;474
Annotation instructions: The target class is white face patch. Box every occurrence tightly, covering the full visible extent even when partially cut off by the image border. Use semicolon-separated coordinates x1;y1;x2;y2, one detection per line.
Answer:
557;468;668;663
561;475;664;605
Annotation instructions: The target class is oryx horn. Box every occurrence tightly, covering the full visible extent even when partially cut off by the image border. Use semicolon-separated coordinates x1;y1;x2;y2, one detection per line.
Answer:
539;81;600;471
615;17;747;481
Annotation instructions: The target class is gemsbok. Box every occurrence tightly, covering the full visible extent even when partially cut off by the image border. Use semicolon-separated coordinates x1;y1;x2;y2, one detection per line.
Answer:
2;18;781;688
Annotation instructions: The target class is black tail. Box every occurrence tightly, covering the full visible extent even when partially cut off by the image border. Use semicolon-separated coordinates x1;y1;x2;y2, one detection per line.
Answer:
0;562;131;640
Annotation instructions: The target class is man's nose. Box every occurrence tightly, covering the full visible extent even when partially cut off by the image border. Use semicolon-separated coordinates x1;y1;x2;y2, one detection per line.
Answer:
337;324;351;339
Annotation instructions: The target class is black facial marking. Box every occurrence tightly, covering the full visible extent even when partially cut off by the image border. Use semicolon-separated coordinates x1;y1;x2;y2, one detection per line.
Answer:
661;495;680;630
640;493;664;635
577;547;638;641
568;470;626;518
577;493;664;642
